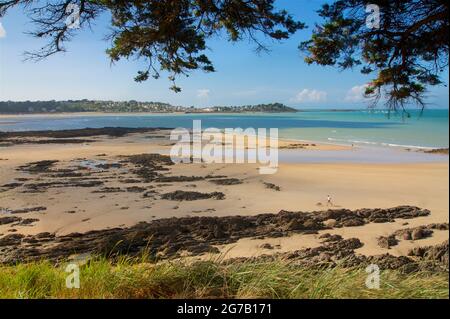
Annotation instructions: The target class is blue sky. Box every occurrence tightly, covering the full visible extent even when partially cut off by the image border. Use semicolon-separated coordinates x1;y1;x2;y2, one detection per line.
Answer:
0;0;448;109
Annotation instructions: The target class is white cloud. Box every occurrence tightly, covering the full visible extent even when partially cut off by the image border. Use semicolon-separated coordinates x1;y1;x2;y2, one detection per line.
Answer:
292;89;327;103
345;84;369;102
0;22;6;38
197;89;210;99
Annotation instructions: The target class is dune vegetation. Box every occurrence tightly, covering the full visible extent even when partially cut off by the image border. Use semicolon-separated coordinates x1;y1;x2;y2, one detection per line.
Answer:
0;256;448;299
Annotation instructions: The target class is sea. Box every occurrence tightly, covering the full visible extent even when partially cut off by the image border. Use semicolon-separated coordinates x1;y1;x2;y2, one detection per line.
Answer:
1;109;448;150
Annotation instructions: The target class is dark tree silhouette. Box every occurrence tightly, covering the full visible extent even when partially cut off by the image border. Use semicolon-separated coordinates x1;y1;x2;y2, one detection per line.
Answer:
300;0;449;112
2;1;448;108
0;0;304;92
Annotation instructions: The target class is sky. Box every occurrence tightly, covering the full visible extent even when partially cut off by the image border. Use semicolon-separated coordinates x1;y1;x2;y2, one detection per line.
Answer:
0;0;448;109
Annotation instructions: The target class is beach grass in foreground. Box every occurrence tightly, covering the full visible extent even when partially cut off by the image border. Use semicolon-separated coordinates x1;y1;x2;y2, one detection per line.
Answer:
0;257;448;299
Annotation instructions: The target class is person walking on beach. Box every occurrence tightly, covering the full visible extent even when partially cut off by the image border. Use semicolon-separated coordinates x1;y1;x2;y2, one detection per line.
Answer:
327;195;333;207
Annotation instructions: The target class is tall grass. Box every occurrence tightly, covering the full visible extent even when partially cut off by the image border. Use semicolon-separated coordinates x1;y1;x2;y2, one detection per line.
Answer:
0;257;448;299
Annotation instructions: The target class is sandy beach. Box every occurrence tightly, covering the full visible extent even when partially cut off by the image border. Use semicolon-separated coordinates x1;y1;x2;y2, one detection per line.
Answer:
0;128;448;263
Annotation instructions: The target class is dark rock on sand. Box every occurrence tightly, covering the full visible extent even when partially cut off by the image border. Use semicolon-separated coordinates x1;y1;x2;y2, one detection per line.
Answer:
126;186;147;193
210;178;243;186
325;206;430;228
412;228;429;240
17;160;59;173
155;176;204;183
161;191;225;201
23;180;104;192
123;154;174;182
230;236;447;273
227;238;363;268
393;223;448;241
409;240;449;271
0;127;170;139
0;216;21;225
125;153;174;168
1;182;23;189
0;206;434;266
143;191;158;198
119;179;143;184
0;234;25;246
93;187;125;193
9;206;47;214
13;218;39;226
264;182;281;191
319;233;343;243
47;171;87;178
367;254;417;272
96;163;122;170
0;138;94;145
424;148;449;155
377;235;399;249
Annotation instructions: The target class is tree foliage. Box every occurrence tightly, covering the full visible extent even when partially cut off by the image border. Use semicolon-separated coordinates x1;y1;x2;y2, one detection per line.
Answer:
299;0;449;111
2;0;448;108
0;0;304;92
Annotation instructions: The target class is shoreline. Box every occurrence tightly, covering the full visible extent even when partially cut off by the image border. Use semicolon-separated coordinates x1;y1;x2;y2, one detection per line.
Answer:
1;112;448;152
0;111;302;118
1;125;448;156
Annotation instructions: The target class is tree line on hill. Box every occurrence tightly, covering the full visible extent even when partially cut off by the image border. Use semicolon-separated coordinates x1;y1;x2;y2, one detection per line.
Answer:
0;100;297;114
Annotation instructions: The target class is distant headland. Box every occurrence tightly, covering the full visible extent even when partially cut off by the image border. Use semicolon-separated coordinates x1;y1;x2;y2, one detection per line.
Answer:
0;100;298;114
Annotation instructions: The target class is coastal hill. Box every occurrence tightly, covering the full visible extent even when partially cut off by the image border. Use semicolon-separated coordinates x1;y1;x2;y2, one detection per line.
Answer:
0;100;297;114
185;103;298;113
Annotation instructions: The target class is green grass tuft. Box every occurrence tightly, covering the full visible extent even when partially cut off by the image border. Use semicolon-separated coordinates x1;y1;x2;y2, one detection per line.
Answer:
0;257;448;299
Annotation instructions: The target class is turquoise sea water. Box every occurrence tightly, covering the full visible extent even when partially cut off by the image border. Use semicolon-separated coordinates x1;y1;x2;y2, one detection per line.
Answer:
0;109;448;149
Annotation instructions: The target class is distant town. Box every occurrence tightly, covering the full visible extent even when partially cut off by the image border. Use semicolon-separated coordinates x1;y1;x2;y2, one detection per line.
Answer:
0;100;298;114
